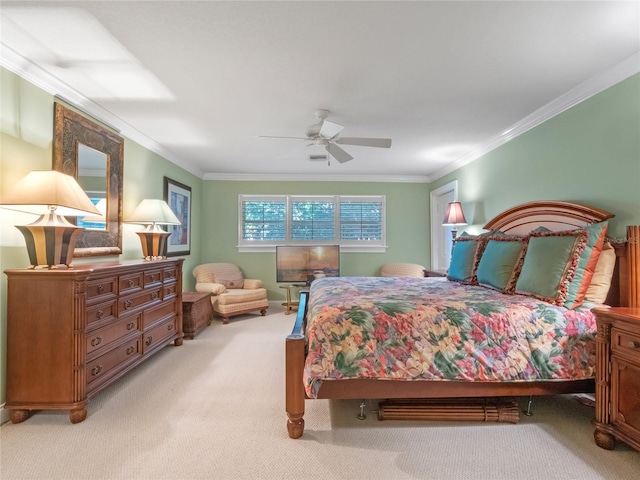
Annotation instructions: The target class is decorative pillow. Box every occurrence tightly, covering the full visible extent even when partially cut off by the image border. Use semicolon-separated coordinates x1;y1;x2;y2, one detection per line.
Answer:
563;222;608;309
585;242;616;304
215;272;244;289
515;228;588;305
476;236;527;293
447;232;490;284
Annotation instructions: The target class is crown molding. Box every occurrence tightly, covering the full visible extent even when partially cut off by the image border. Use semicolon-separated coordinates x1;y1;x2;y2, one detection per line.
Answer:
202;172;430;183
0;44;204;178
427;51;640;183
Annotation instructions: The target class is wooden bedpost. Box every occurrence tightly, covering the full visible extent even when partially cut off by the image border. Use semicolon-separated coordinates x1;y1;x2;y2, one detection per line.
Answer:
286;291;308;439
627;225;640;307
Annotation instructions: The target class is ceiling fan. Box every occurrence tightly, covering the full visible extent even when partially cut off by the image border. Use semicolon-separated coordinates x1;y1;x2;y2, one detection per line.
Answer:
259;109;392;163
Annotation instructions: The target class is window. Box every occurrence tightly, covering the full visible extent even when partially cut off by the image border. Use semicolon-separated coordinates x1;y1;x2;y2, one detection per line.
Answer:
239;195;386;252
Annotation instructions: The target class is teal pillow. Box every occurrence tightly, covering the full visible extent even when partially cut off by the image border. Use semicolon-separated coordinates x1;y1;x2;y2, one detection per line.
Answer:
447;233;490;284
476;237;526;293
515;229;588;305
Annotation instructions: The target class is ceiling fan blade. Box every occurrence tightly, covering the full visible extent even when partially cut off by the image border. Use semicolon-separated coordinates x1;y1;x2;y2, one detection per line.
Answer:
258;135;309;140
335;137;392;148
326;143;353;163
319;120;344;139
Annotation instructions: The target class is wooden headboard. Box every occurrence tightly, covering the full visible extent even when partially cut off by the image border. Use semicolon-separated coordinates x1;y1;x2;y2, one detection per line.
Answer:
483;200;638;308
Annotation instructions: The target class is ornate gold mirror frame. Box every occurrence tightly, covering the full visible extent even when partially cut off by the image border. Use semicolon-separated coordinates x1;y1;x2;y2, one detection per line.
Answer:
53;102;123;257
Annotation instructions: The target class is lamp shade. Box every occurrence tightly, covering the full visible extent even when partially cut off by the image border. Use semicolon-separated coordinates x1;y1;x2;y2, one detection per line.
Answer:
0;170;100;216
442;201;468;226
125;199;181;226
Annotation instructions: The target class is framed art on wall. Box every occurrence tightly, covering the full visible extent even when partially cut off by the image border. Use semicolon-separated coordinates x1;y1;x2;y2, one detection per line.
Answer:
164;177;191;256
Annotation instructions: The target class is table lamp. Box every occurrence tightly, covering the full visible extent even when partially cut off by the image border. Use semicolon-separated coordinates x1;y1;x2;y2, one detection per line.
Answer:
0;170;100;268
126;199;181;260
442;201;468;240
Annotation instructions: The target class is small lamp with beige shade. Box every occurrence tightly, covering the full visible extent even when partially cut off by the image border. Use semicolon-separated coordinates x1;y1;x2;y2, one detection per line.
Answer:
126;199;181;260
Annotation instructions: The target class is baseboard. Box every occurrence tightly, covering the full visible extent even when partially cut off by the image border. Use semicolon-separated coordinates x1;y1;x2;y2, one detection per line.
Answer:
0;404;10;426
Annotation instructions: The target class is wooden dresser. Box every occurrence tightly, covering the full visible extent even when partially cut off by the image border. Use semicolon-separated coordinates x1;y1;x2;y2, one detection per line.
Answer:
593;307;640;452
4;258;184;424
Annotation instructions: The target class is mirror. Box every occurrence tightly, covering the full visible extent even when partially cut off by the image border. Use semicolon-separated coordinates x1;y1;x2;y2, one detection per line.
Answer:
53;102;123;257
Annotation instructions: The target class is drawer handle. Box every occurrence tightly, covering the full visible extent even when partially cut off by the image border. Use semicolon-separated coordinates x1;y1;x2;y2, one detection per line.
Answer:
126;346;135;355
145;336;152;346
151;275;158;282
127;322;136;330
96;310;104;319
167;324;174;331
97;285;104;294
629;340;639;349
151;291;159;300
128;279;134;288
90;336;102;347
91;365;103;376
124;299;132;310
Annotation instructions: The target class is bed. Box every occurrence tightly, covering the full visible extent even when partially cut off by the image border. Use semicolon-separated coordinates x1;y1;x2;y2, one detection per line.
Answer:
285;200;638;438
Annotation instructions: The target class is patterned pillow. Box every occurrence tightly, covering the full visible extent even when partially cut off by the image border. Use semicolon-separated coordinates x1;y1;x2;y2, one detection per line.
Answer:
563;222;608;309
515;229;588;305
215;272;245;289
447;232;490;284
476;236;527;293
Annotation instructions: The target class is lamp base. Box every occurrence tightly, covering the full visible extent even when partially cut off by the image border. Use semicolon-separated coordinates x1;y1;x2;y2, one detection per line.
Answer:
15;213;84;269
136;230;170;260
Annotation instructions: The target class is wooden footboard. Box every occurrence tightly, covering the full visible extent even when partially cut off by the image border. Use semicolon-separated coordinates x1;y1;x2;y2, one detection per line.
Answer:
285;290;308;439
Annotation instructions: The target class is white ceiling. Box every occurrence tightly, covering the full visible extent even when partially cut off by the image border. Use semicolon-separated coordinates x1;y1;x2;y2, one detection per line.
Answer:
1;1;639;182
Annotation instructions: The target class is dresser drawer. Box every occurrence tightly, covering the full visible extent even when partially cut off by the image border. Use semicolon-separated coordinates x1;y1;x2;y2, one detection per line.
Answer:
143;317;177;353
86;337;141;390
143;299;177;329
144;269;163;287
86;316;140;358
163;265;179;283
119;288;161;315
86;277;117;304
163;282;178;300
86;300;117;326
611;328;640;358
119;272;143;295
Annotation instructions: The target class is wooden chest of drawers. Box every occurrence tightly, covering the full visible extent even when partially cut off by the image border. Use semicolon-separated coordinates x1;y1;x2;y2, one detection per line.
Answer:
593;307;640;452
4;259;183;424
182;291;212;339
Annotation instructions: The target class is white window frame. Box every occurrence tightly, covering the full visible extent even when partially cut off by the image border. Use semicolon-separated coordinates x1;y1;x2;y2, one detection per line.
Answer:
238;194;387;253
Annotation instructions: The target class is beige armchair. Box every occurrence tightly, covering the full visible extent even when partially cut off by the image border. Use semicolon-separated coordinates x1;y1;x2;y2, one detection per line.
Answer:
193;263;268;324
380;263;426;278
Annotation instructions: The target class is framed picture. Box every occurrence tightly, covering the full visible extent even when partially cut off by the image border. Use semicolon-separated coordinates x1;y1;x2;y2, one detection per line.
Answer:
163;177;191;256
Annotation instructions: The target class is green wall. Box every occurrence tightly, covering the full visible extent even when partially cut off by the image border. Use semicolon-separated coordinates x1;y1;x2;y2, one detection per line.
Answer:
200;181;430;300
430;74;640;239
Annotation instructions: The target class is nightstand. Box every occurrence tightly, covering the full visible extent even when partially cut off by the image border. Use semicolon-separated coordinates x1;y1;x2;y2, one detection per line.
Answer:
423;269;446;278
182;292;213;339
593;307;640;452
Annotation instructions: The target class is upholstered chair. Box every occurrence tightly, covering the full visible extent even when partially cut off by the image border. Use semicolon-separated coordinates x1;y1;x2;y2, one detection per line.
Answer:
380;263;426;278
193;263;268;324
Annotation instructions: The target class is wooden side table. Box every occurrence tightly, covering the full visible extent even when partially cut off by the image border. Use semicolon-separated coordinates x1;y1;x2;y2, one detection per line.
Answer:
593;307;640;452
423;269;446;277
279;284;307;315
182;292;213;339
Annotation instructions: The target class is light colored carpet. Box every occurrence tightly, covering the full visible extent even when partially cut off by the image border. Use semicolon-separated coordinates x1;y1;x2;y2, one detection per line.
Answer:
1;303;639;480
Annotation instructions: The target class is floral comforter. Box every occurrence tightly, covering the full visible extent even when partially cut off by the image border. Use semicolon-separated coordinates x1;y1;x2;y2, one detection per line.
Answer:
303;277;597;398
